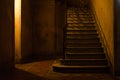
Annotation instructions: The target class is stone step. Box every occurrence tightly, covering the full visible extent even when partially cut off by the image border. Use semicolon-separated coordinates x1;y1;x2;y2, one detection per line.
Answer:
67;14;93;20
66;34;98;37
67;27;96;30
66;30;97;34
79;18;94;21
67;20;95;23
66;41;100;44
67;8;89;10
67;26;96;29
66;47;104;53
66;42;101;47
67;21;95;24
67;17;94;20
67;23;96;27
67;14;93;17
78;13;91;15
68;22;95;24
66;35;99;39
66;37;99;40
67;20;94;22
67;14;93;18
67;12;91;14
67;18;93;21
67;15;93;18
67;12;91;15
65;53;105;59
53;62;109;73
66;31;97;35
67;11;90;13
78;15;93;17
66;38;100;43
66;32;98;35
60;59;107;66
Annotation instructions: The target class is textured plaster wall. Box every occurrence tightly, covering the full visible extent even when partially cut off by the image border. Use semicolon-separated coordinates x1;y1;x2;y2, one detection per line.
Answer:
91;0;114;68
55;1;66;56
21;0;32;62
0;0;14;71
31;0;55;56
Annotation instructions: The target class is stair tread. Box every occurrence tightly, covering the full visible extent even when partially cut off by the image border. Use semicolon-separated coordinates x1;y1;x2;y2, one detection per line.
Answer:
66;47;102;48
67;35;98;36
65;53;106;59
67;25;95;26
67;28;96;31
67;21;95;23
67;13;91;14
67;17;93;18
67;22;95;24
66;44;101;47
66;32;98;34
60;58;107;61
65;52;104;54
66;34;98;36
67;27;96;29
66;32;97;34
67;29;96;30
66;36;99;38
66;42;101;44
66;37;99;40
66;33;97;34
53;62;108;68
66;37;99;39
67;13;93;18
65;53;104;54
66;29;96;31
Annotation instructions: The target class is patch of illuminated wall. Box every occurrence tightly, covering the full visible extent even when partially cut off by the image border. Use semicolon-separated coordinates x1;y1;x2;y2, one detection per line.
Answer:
15;0;21;62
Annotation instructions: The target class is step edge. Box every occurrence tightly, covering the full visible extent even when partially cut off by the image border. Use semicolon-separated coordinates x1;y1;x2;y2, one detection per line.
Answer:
53;63;109;68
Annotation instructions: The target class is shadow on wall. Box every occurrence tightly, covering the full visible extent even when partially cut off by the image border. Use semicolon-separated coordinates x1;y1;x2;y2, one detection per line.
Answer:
31;0;56;56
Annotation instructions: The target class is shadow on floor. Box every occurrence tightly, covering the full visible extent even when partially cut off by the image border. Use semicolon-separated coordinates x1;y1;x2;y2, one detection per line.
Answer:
13;68;49;80
21;55;59;64
15;59;116;80
0;68;49;80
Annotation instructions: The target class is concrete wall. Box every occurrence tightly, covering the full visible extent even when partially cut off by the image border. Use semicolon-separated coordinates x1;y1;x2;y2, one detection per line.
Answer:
114;0;120;76
21;0;32;62
31;0;56;56
0;0;14;72
91;0;114;70
55;0;66;56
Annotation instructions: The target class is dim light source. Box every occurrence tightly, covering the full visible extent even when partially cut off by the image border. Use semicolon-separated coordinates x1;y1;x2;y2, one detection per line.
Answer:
15;0;21;62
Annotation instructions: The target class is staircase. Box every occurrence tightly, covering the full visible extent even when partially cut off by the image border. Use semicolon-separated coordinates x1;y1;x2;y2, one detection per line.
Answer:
53;7;110;73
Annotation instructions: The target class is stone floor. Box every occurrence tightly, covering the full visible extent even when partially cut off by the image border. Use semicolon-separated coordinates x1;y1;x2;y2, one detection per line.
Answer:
0;59;117;80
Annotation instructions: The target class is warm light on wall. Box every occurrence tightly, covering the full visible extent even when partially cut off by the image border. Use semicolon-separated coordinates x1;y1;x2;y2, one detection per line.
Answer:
15;0;21;62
